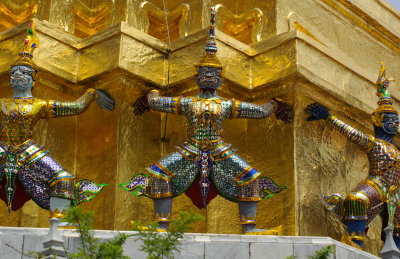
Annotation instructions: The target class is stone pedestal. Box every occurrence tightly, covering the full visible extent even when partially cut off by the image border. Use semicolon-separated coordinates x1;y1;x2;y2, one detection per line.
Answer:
0;227;379;259
0;0;400;256
38;218;68;258
380;227;400;259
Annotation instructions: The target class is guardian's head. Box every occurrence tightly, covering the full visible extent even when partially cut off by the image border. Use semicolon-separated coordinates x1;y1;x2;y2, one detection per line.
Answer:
9;65;36;90
195;66;222;90
371;63;398;136
195;7;223;90
10;21;39;91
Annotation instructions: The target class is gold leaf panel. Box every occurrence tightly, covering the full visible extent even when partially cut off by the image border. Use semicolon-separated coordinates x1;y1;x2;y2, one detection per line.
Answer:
215;4;264;44
140;2;190;42
0;0;37;32
73;0;115;38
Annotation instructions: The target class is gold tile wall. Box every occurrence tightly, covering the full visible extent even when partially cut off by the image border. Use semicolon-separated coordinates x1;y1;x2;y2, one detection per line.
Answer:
0;0;400;255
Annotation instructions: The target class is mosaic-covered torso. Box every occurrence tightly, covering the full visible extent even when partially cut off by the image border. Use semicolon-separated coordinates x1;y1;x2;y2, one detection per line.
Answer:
0;90;95;147
368;140;400;187
149;95;275;154
182;97;231;142
0;98;48;146
0;89;105;211
178;97;233;160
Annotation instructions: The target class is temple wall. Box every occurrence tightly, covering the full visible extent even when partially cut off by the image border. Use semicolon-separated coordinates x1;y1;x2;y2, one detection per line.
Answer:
0;0;399;256
276;0;400;102
294;81;382;254
0;227;381;259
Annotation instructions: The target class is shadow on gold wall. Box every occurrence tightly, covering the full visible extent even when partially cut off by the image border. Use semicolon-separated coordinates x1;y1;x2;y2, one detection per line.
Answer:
0;0;276;43
0;0;37;31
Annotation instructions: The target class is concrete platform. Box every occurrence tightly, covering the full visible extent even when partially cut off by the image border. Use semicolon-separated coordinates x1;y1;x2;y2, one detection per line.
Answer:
0;227;379;259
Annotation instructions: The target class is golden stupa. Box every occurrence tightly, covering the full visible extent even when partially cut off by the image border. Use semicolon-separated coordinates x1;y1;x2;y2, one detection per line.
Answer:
0;0;400;255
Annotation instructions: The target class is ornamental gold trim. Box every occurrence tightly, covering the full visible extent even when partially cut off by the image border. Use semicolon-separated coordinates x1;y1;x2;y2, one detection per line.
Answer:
49;208;65;219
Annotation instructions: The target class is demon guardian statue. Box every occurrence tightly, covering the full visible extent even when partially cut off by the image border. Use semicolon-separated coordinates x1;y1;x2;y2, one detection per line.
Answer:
121;8;293;234
306;63;400;248
0;22;114;222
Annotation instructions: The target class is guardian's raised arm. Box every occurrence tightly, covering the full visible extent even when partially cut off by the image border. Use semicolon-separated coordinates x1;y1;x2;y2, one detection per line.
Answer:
306;63;400;249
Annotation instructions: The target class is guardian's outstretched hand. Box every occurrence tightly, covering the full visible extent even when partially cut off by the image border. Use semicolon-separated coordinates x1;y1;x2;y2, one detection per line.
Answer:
273;98;294;123
305;102;330;121
96;89;115;111
132;89;154;116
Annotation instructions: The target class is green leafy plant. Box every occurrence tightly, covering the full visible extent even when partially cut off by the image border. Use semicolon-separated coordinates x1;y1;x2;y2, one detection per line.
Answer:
308;245;335;259
62;206;130;259
133;211;204;259
286;245;335;259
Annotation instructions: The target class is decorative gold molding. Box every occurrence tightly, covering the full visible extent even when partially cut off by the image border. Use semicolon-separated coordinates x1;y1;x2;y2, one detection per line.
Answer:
0;0;37;32
215;4;264;44
1;14;399;114
319;0;400;54
138;2;190;42
286;12;325;47
73;0;116;38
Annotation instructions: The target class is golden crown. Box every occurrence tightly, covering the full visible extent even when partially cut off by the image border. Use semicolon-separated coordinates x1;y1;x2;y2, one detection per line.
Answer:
12;21;39;71
371;62;397;127
195;7;222;69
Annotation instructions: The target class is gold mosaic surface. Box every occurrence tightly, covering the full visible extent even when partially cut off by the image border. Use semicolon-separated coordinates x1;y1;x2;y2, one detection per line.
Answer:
0;0;399;256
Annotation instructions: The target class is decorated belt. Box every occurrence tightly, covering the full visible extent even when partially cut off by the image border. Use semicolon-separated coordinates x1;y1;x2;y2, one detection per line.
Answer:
0;139;34;155
17;144;49;167
366;176;400;206
186;137;224;150
176;138;236;161
0;140;49;167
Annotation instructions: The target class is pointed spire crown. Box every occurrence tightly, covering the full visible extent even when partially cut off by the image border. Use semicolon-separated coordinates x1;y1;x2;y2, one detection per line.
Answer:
195;7;222;69
372;62;397;126
12;21;39;70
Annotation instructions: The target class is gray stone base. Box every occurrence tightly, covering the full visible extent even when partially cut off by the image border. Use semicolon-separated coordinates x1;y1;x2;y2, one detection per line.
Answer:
0;227;379;259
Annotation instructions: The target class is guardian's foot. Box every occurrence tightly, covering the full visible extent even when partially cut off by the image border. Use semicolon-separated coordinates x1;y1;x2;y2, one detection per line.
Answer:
132;222;168;232
242;224;279;235
341;232;363;249
154;197;172;232
156;221;169;232
57;221;78;229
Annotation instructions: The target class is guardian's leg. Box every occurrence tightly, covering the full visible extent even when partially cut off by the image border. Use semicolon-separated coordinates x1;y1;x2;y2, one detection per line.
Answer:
238;180;265;234
239;201;259;233
46;157;74;219
26;155;74;221
150;177;173;230
154;198;172;230
392;206;400;248
342;182;383;248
